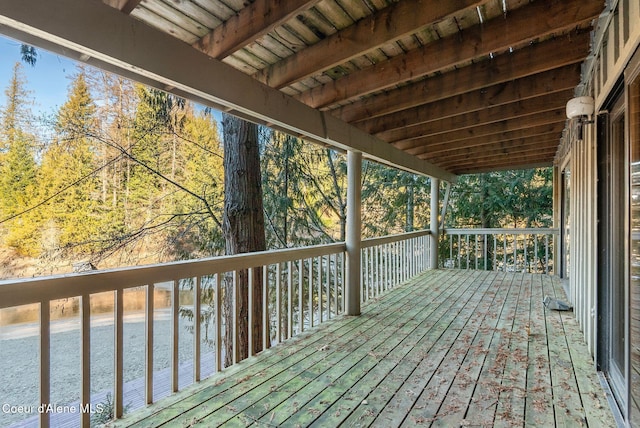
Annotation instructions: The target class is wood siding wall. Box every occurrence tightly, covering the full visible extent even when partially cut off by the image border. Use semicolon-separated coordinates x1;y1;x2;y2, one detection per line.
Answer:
559;0;640;357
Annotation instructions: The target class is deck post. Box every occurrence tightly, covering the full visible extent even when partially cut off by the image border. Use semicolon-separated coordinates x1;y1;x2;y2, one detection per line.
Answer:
346;150;362;316
430;177;440;269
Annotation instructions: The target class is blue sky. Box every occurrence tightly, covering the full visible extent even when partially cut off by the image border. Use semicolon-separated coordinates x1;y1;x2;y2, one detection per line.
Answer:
0;35;77;116
1;34;223;128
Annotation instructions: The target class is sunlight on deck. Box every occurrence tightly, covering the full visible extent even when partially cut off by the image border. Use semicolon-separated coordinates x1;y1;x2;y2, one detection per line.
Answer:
109;270;615;427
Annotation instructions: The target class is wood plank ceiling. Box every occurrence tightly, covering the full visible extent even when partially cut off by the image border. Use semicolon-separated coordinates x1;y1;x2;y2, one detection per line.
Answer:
104;0;603;175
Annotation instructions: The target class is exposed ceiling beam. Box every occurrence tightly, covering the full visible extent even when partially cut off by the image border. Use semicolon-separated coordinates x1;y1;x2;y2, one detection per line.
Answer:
390;110;566;150
335;31;590;125
102;0;141;14
296;0;601;109
195;0;321;59
0;0;457;183
420;137;561;163
412;124;565;157
443;150;558;172
378;90;571;146
454;162;553;175
354;65;578;137
254;0;483;89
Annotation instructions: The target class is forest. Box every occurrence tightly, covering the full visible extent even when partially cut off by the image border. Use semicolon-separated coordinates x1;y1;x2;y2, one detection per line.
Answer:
0;61;553;280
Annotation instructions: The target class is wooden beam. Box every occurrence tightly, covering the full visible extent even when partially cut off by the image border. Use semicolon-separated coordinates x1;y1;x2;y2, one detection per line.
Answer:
411;124;565;157
195;0;321;59
443;150;558;172
296;0;601;108
376;91;571;146
102;0;141;14
336;31;590;126
354;64;578;136
254;0;483;88
391;110;566;150
0;0;457;183
455;162;553;175
421;138;560;164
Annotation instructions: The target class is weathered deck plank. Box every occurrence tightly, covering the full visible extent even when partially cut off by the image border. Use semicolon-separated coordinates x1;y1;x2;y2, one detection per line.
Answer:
109;270;615;428
465;273;522;426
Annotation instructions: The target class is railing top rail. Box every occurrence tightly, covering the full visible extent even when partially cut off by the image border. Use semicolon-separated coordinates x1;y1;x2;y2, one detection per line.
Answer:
362;229;430;248
443;227;559;235
0;242;346;309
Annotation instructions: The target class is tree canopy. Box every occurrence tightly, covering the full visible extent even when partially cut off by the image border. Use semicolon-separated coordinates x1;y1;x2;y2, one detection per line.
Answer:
0;63;553;278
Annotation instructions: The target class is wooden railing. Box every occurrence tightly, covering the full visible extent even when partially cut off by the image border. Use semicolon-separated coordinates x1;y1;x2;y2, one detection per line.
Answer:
361;229;431;302
441;228;559;274
0;230;430;428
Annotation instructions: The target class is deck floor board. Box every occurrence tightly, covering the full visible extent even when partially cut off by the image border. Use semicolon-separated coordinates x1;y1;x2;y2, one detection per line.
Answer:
110;270;616;427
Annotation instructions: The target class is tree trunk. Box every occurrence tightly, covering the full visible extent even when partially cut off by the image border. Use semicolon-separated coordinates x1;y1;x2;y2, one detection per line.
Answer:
222;114;266;367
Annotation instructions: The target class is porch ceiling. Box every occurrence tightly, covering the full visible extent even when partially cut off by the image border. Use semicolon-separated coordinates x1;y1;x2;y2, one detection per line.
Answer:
0;0;604;176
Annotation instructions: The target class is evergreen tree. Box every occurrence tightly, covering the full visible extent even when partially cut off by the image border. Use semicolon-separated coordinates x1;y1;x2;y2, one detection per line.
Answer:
0;62;39;254
361;161;431;237
447;169;553;229
39;70;101;255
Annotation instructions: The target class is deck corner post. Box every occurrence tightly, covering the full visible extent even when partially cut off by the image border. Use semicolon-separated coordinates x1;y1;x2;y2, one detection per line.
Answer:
346;150;362;316
430;177;440;269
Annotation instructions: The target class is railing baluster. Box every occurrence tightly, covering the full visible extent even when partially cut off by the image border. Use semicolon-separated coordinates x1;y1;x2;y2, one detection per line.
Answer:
363;247;368;302
545;235;550;274
376;245;381;296
115;289;124;418
483;235;488;270
503;234;508;271
318;256;323;323
172;280;179;391
465;235;470;269
215;273;222;372
248;268;254;356
145;283;154;404
475;235;479;270
333;253;340;316
534;236;539;273
232;270;238;365
309;259;314;328
524;236;528;272
298;259;304;332
325;254;330;319
263;266;269;349
194;277;201;382
513;234;518;272
392;242;400;291
287;261;293;339
81;294;90;428
40;300;50;428
341;252;345;313
276;263;281;343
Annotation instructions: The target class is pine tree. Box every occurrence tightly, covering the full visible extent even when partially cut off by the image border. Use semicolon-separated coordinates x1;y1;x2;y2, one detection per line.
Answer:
0;62;39;254
39;70;101;255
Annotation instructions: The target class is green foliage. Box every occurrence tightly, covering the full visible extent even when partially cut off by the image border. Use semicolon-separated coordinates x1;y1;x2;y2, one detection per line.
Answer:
0;61;552;277
362;161;431;236
262;131;347;246
38;71;102;254
0;63;39;254
447;168;553;229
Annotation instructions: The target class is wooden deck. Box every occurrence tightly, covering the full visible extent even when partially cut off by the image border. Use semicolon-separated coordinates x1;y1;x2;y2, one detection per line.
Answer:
110;270;615;427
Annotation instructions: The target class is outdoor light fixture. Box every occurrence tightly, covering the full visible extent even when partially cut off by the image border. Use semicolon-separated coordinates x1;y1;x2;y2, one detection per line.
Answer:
566;96;595;140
